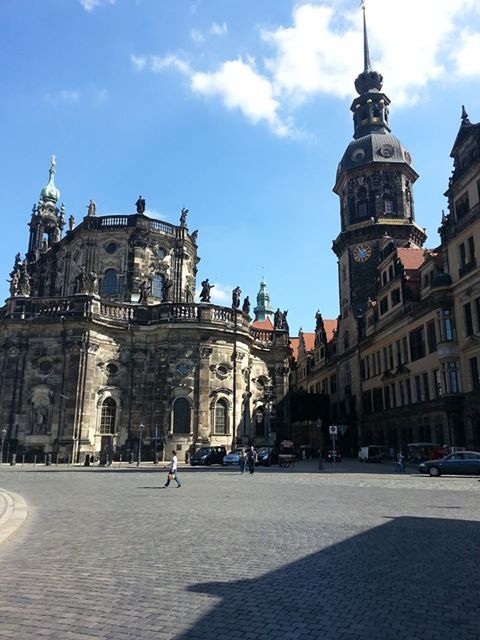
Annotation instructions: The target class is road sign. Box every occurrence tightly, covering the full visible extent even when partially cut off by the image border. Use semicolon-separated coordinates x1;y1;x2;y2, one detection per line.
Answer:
329;425;337;435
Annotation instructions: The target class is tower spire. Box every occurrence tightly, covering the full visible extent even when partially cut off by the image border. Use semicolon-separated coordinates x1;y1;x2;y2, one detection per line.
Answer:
361;0;372;73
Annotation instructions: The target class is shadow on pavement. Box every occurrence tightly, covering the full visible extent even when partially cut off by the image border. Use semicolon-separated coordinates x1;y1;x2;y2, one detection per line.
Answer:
177;516;480;640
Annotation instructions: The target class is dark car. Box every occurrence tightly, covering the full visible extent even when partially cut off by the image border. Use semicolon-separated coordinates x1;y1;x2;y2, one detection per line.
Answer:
190;446;227;466
419;451;480;477
257;447;279;466
325;450;342;462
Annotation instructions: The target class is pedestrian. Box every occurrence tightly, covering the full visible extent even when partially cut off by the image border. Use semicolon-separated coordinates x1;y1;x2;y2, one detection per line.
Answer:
395;451;405;473
245;445;257;475
164;450;181;488
238;448;246;474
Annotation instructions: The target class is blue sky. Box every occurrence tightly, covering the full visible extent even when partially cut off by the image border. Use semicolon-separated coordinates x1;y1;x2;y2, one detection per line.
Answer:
1;0;480;333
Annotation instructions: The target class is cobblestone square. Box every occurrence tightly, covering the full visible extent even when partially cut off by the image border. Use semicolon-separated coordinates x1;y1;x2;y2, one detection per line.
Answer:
0;462;479;640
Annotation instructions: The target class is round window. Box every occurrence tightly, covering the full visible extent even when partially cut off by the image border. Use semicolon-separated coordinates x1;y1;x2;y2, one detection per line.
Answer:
39;361;52;374
156;246;166;259
105;242;118;254
216;364;229;378
106;363;118;375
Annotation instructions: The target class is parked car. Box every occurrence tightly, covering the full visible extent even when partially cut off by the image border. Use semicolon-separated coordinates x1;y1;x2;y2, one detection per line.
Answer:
222;449;244;465
325;450;342;462
418;451;480;477
358;445;384;462
190;446;227;466
257;447;279;466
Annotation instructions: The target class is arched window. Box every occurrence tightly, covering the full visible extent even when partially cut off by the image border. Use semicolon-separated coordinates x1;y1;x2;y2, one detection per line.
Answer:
151;273;164;299
102;269;117;294
255;407;265;438
100;398;116;434
214;399;228;434
173;398;190;434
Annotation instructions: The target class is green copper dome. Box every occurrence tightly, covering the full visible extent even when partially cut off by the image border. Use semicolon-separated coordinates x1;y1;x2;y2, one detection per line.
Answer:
39;155;60;204
254;278;274;322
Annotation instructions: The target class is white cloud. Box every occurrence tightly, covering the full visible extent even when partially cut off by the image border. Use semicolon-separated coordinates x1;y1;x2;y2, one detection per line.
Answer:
263;0;480;107
79;0;115;11
453;29;480;77
131;54;147;71
150;55;192;76
210;22;228;36
190;28;205;44
191;58;290;136
45;89;81;105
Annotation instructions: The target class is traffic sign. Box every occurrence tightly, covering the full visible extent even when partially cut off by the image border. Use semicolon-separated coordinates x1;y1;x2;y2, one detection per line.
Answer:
329;425;337;435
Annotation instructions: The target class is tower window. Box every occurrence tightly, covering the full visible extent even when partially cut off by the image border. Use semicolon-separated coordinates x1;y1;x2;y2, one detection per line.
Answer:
172;398;190;434
358;203;368;218
384;198;394;215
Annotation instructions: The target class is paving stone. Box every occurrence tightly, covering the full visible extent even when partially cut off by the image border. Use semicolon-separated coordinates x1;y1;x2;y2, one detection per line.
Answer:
0;461;479;639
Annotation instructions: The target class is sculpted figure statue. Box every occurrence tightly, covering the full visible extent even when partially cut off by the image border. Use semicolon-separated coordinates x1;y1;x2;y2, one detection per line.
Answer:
180;207;189;226
139;279;150;303
135;195;146;214
274;308;283;330
87;199;96;217
242;296;251;315
232;286;241;309
200;278;214;303
68;215;75;231
162;277;173;302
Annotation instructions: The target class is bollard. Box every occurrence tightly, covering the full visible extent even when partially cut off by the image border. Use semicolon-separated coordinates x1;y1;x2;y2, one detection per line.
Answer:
154;452;159;465
33;454;37;467
10;453;16;466
67;454;71;467
22;454;25;467
119;454;122;468
56;453;59;467
45;453;52;466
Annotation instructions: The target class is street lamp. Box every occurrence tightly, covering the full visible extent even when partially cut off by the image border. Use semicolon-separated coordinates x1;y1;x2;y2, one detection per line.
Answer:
137;423;145;466
0;428;7;465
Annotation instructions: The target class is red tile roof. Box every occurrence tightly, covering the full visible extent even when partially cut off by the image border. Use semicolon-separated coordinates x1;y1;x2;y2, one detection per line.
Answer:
289;337;300;362
396;248;425;271
302;332;316;352
251;317;274;331
323;319;337;342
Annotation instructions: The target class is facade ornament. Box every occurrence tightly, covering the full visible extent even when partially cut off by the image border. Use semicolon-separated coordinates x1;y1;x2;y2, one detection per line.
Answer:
232;286;241;309
87;271;99;295
242;296;250;315
68;215;75;231
274;308;288;331
180;207;188;226
18;262;31;297
199;278;214;303
135;195;146;214
75;266;88;294
138;279;150;303
191;229;198;243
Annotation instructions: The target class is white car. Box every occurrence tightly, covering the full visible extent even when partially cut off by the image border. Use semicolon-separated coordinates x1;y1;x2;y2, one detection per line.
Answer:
222;449;243;465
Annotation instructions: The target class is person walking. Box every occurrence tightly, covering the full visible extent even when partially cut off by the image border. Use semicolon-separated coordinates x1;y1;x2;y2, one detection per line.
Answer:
164;450;182;488
245;445;257;475
395;451;405;473
238;448;246;474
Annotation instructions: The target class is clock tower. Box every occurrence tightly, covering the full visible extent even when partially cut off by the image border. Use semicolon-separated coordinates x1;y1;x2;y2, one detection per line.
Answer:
332;4;426;327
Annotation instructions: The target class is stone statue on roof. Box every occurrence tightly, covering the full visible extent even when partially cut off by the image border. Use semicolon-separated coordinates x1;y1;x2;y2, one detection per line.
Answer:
200;279;213;303
136;196;146;214
232;286;241;309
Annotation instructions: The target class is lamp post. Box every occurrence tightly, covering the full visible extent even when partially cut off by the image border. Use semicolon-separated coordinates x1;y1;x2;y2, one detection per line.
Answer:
137;423;145;466
0;428;7;465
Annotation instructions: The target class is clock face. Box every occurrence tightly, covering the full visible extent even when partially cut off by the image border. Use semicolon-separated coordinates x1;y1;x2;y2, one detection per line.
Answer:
353;243;372;263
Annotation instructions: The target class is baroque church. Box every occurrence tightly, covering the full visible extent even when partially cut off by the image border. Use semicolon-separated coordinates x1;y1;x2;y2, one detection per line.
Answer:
291;6;480;454
0;163;290;463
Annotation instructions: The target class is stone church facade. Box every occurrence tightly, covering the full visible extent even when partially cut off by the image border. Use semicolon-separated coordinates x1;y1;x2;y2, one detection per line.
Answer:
0;161;290;462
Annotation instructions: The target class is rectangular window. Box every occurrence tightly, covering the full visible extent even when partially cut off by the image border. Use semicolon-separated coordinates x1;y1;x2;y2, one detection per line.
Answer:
455;192;470;219
409;326;426;361
443;362;460;394
415;375;422;402
405;379;412;404
330;374;337;394
382;347;388;371
433;369;442;398
427;320;437;353
402;337;409;364
470;357;480;391
476;297;480;334
442;310;454;341
376;351;381;375
468;236;475;262
384;385;391;410
399;380;405;406
388;345;394;370
459;242;467;267
380;297;389;315
391;288;401;306
422;373;430;401
396;340;402;367
464;302;474;336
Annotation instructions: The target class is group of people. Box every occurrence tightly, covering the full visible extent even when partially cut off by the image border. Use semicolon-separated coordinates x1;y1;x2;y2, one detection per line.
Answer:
163;445;259;488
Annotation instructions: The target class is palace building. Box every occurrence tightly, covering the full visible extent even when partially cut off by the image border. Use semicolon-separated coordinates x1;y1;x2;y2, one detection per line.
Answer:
0;163;290;463
291;8;480;454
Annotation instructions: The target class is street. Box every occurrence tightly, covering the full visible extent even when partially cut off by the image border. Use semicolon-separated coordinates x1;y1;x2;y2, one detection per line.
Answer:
0;461;479;640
